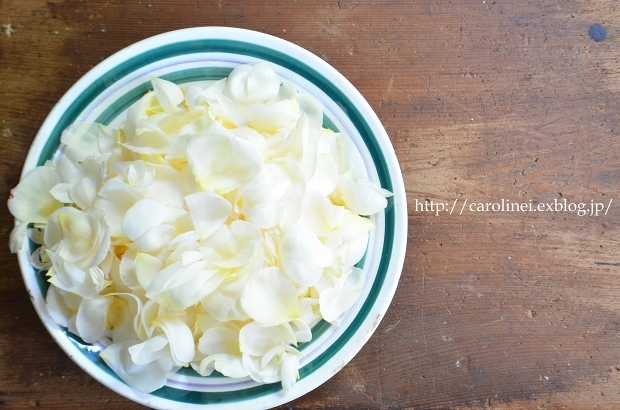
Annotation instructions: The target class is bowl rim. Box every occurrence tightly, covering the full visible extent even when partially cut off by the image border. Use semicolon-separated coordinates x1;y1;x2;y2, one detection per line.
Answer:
16;26;408;409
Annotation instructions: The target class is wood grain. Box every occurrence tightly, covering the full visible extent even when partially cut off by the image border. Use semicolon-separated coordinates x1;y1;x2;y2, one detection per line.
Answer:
2;0;620;408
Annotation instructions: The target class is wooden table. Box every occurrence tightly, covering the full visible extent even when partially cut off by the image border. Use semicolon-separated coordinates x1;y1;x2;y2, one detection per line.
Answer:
1;0;619;408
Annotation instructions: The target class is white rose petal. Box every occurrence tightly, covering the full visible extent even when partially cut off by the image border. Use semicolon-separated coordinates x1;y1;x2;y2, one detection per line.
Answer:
8;166;62;224
319;267;366;323
151;77;184;113
75;295;112;343
186;130;263;194
241;267;300;326
100;340;174;393
185;191;232;240
279;228;333;287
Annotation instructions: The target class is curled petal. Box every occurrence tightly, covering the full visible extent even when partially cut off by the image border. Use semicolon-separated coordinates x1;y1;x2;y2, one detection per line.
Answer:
128;334;169;365
47;251;109;299
225;63;281;105
239;322;296;357
290;318;312;344
134;252;164;291
199;353;247;378
246;103;296;133
242;353;279;384
153;316;195;366
236;158;305;229
123;124;170;155
281;352;301;390
52;208;110;269
100;340;173;393
297;92;324;132
151;77;184;113
335;173;392;216
68;158;104;210
307;154;338;196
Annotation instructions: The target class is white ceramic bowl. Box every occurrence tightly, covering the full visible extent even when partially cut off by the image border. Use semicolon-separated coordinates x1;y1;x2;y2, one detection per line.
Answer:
16;27;407;409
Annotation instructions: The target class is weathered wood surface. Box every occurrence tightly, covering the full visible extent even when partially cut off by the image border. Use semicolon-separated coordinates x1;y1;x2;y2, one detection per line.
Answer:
2;0;620;408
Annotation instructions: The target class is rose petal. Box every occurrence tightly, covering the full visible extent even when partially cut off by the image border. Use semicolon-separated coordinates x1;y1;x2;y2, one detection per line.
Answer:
75;296;112;343
279;228;333;287
121;199;175;241
152;316;195;366
100;340;173;393
241;267;300;325
239;323;296;357
151;77;184;113
185;192;232;240
93;179;143;237
335;173;392;216
186;129;263;194
60;122;102;162
319;267;365;323
8;166;62;223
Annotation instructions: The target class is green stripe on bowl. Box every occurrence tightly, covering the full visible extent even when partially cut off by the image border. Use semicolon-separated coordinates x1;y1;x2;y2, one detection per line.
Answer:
33;38;396;404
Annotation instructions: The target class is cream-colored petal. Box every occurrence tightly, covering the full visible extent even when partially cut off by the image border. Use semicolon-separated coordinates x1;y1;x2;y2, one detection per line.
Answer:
241;267;300;326
198;327;241;356
93;179;143;237
8;166;62;223
123;124;170;155
185;192;232;240
49;183;72;203
238;323;296;357
280;352;301;390
151;77;184;113
100;340;173;393
186;131;263;194
225;63;281;105
121;199;175;241
241;353;280;384
200;353;247;378
153;316;195;366
307;153;338;196
127;224;177;253
297;92;324;132
128;334;169;365
47;251;109;299
246;103;296;133
134;252;164;291
60;122;102;162
75;295;112;343
319;267;365;323
9;221;28;253
69;158;104;210
45;285;77;329
290;318;312;344
336;173;392;216
280;228;333;287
